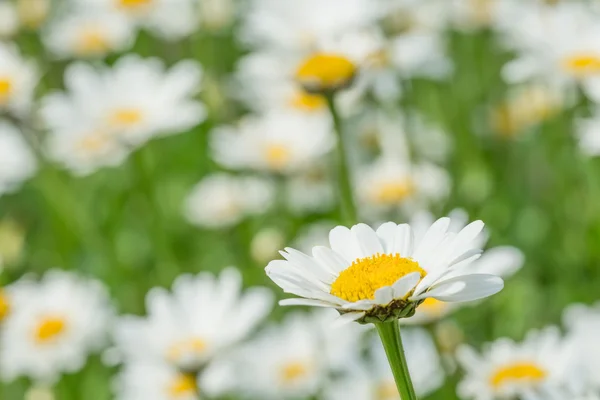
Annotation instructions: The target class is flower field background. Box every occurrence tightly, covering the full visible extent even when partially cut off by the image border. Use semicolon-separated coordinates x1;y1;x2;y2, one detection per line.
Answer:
1;1;600;399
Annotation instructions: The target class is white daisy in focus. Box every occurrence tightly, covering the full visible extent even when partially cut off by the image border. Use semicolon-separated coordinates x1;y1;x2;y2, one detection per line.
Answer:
0;270;113;383
0;122;37;196
456;327;574;400
266;217;504;324
43;9;135;58
325;327;444;400
210;111;334;175
0;42;37;115
0;2;19;38
113;268;273;372
75;0;199;40
357;156;450;219
40;55;206;147
183;173;274;229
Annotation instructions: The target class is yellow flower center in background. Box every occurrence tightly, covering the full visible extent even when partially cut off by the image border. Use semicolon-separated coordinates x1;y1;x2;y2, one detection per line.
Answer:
77;29;109;55
374;181;415;205
490;362;547;389
111;108;143;127
289;91;326;111
376;380;399;399
295;53;356;92
280;361;309;384
418;297;448;317
168;373;197;397
330;254;426;303
265;144;291;170
35;316;67;343
167;337;207;363
367;49;391;69
0;77;13;103
562;54;600;76
0;289;10;322
77;134;110;153
117;0;152;11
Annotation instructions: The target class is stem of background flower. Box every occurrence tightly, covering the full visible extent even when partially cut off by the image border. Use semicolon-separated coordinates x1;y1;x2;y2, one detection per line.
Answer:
375;321;418;400
325;94;358;226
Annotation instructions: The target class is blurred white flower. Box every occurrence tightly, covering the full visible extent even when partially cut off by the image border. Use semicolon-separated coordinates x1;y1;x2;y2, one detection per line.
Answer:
115;362;201;400
292;221;336;254
41;55;205;148
183;173;274;229
250;228;286;264
456;327;575;400
0;2;19;38
325;327;444;399
577;114;600;157
16;0;50;30
210;111;334;175
0;42;38;115
43;9;135;58
285;165;335;215
0;270;113;383
0;122;37;196
113;268;273;372
267;218;504;324
199;0;235;31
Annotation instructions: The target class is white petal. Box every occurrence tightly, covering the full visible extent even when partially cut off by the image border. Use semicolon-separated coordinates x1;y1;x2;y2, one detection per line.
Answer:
312;246;350;275
342;300;376;310
351;223;383;256
279;298;336;308
393;223;414;257
448;220;485;260
374;286;394;305
392;272;421;298
470;246;524;277
376;222;397;254
411;274;504;302
412;217;450;261
333;312;365;327
329;226;362;262
281;248;335;284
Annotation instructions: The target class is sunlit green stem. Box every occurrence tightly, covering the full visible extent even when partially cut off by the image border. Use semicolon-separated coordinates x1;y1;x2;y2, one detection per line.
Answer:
325;94;358;226
375;321;418;400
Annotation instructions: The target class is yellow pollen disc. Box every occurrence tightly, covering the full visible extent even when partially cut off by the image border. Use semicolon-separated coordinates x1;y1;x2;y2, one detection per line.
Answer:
280;361;309;383
0;289;10;322
77;29;109;55
167;338;207;363
295;53;356;91
376;381;398;400
562;54;600;76
117;0;152;11
490;362;547;389
374;181;415;205
168;374;197;397
0;77;13;103
35;316;67;343
330;253;426;303
111;108;143;127
265;144;291;170
289;91;326;111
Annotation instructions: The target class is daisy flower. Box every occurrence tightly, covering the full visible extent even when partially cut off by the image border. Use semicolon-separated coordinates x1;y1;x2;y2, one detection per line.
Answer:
266;217;504;324
113;268;273;372
0;270;113;383
43;9;135;58
40;55;206;148
183;173;275;229
0;122;37;197
210;111;334;175
325;327;445;400
456;327;575;400
0;42;38;115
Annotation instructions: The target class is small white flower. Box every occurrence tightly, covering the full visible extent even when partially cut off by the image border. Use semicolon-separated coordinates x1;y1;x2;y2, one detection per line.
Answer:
250;228;286;264
266;217;504;324
210;111;334;174
115;362;200;400
0;122;37;196
0;270;113;383
325;327;445;399
183;173;275;229
43;9;135;58
456;327;575;400
0;42;38;115
113;268;273;372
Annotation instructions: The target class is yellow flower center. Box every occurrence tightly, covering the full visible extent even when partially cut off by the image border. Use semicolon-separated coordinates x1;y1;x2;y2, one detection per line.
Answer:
490;363;547;389
110;108;143;127
418;297;448;317
296;53;356;91
373;181;415;205
77;29;109;55
330;253;426;303
265;144;291;170
77;133;110;153
289;91;326;111
167;337;208;363
117;0;152;11
35;316;67;343
0;289;10;322
280;361;309;384
367;49;391;69
0;77;13;104
168;373;197;397
376;381;399;400
562;54;600;76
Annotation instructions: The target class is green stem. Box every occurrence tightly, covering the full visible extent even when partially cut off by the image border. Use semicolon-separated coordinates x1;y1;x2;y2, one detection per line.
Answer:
325;94;358;226
375;321;418;400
